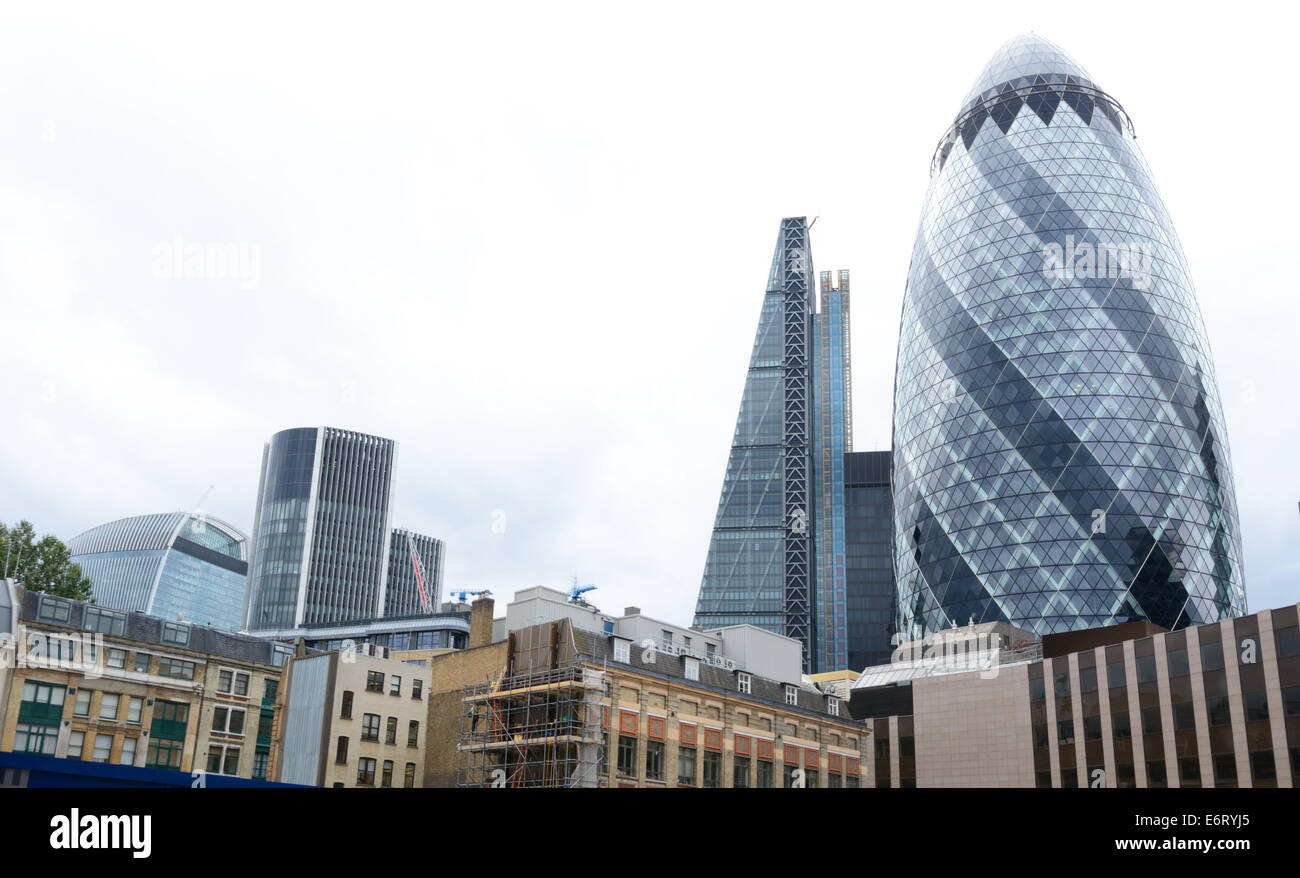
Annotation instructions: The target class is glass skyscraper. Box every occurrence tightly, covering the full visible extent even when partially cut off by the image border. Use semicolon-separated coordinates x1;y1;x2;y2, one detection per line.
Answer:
844;451;895;670
813;270;853;672
694;218;853;672
68;511;249;631
243;426;444;632
892;35;1246;640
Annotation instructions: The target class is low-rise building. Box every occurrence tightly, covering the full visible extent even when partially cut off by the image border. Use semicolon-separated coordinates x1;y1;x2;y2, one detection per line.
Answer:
426;588;871;788
277;646;429;787
850;604;1300;788
0;579;292;782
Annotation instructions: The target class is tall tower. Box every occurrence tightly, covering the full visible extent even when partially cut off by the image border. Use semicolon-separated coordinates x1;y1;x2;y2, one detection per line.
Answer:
813;270;853;671
243;426;443;632
694;217;817;671
892;36;1246;640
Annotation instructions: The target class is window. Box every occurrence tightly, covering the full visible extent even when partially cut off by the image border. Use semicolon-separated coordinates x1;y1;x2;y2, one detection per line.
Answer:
205;744;240;775
1251;750;1276;782
1173;702;1195;732
357;757;376;786
99;693;120;720
1284;685;1300;717
1201;640;1224;672
390;676;401;696
134;653;150;674
677;746;696;786
37;596;71;622
1058;720;1075;744
827;697;840;717
1179;757;1200;786
67;731;85;759
1107;659;1126;688
14;723;59;755
83;606;127;637
381;760;394;787
257;712;273;738
756;758;772;789
1112;710;1131;739
212;706;245;735
161;622;190;646
1146;759;1167;788
737;672;751;694
1166;648;1189;677
217;669;250;696
1207;696;1231;727
1275;626;1300;658
157;658;196;680
702;751;721;788
1244;691;1269;722
404;763;416;788
408;721;419;747
264;679;279;701
785;685;798;706
412;679;423;700
341;690;353;719
107;649;126;670
645;740;664;781
146;738;184;770
661;629;673;649
91;734;113;762
1213;753;1237;785
617;735;637;777
684;658;699;681
336;736;349;764
734;755;750;787
272;645;293;667
366;671;384;693
385;716;398;744
1136;655;1157;684
361;714;380;742
74;690;91;717
252;751;268;780
613;640;630;663
1029;676;1045;701
1140;706;1162;735
1079;666;1097;692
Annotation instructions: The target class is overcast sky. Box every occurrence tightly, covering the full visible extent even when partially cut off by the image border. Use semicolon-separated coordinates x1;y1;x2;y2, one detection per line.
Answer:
1;0;1296;628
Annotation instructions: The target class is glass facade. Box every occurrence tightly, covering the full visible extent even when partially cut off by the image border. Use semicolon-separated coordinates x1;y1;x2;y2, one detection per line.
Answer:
244;427;319;630
385;528;445;616
844;451;895;670
812;270;853;672
68;512;248;631
892;35;1245;640
694;218;816;669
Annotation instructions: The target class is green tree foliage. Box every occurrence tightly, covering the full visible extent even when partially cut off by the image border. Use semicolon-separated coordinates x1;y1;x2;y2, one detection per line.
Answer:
0;520;94;601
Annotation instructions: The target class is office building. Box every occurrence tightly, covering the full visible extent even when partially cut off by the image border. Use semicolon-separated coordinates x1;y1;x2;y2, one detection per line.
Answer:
849;601;1300;788
67;512;249;632
844;451;895;669
695;219;855;673
242;426;445;632
892;35;1245;640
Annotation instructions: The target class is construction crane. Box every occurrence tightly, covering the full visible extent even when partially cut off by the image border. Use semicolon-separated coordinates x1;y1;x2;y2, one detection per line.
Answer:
448;589;490;604
568;583;596;604
405;530;433;612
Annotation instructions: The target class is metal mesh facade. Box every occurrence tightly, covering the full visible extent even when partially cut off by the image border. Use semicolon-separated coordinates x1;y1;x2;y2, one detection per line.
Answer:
892;35;1245;641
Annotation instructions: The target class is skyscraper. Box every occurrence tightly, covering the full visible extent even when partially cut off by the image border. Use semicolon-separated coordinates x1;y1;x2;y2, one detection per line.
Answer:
892;35;1246;640
844;451;895;670
695;218;853;672
243;426;444;632
68;511;248;631
813;270;853;672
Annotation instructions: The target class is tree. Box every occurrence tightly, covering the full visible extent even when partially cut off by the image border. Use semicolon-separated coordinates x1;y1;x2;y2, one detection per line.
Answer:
0;520;94;601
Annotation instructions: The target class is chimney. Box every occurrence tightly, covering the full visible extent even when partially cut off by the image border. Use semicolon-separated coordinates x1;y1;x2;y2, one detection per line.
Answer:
624;607;640;616
470;595;495;648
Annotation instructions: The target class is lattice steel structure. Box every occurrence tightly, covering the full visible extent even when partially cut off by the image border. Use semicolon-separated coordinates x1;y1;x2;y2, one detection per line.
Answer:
892;35;1246;641
694;217;818;672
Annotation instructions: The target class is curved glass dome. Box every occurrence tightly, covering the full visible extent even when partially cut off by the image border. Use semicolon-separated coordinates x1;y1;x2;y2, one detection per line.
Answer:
893;35;1245;639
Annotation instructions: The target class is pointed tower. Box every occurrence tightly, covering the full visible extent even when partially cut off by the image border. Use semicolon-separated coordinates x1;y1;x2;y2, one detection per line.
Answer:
694;217;816;672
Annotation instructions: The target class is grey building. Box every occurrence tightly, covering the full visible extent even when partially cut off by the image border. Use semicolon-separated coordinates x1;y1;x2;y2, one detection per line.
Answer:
844;452;895;670
242;426;444;633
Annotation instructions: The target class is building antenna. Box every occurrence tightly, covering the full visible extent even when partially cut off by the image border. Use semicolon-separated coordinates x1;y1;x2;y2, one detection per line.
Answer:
808;216;819;232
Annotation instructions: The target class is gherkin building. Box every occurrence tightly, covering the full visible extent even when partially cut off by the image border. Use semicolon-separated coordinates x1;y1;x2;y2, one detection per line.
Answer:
892;35;1246;640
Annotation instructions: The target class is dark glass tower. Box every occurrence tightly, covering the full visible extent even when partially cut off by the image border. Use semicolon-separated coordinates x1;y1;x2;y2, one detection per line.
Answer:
691;218;811;665
892;35;1246;640
385;528;445;616
843;451;895;670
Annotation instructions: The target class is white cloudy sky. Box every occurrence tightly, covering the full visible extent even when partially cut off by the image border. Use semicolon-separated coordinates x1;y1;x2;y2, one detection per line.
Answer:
1;1;1296;627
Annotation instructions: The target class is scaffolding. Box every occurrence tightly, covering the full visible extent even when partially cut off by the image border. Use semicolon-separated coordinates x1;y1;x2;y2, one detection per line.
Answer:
456;619;608;788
